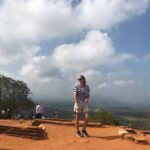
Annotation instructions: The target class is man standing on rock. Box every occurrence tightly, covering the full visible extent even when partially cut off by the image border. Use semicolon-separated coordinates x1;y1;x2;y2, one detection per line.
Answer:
73;75;90;137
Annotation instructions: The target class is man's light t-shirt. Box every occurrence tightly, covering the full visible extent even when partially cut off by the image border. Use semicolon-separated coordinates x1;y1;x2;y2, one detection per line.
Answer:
73;84;90;103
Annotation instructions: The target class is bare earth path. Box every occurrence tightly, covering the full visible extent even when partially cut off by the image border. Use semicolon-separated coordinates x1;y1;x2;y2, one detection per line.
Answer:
0;120;149;150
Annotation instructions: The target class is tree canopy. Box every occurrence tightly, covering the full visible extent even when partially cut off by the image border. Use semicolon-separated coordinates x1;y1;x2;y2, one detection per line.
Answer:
0;74;34;114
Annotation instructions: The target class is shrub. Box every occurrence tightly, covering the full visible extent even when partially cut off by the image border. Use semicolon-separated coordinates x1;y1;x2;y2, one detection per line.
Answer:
89;110;119;126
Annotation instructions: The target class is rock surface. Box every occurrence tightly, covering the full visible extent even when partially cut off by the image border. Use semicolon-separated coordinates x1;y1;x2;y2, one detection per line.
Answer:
0;120;150;150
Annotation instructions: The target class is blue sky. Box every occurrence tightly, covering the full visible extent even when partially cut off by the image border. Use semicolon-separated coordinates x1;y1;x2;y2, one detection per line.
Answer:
110;8;150;56
110;9;150;75
0;0;150;104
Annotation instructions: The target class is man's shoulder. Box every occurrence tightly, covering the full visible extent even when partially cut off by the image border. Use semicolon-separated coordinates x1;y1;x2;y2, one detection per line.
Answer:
36;105;40;108
74;85;80;89
74;85;80;92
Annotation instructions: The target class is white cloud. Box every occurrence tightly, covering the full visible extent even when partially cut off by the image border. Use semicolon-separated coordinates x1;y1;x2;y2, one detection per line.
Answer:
52;30;134;71
98;82;111;90
19;30;135;100
0;0;81;64
113;80;134;87
20;56;61;80
78;0;150;30
146;54;150;59
80;69;101;78
0;43;40;64
20;55;69;100
106;70;131;80
0;0;149;64
0;0;150;101
121;70;131;75
0;0;80;40
96;79;137;100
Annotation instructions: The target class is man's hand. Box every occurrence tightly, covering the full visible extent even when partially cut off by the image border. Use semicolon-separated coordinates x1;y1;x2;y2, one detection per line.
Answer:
84;99;89;103
75;103;80;112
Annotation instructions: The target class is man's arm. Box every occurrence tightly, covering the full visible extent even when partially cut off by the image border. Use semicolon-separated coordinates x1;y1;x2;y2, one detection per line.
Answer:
85;94;90;103
73;92;78;106
85;86;90;103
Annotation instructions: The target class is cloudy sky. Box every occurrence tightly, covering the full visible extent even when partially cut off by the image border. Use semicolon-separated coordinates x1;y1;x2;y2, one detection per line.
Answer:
0;0;150;103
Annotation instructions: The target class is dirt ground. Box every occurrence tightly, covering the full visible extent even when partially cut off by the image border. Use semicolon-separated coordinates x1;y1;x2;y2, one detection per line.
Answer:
0;120;149;150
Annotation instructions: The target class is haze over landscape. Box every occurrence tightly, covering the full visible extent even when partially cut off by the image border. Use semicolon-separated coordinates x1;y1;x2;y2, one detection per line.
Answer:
0;0;150;105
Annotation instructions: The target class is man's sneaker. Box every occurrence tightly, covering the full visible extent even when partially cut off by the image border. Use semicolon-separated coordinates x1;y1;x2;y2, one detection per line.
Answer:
82;129;89;137
76;131;83;137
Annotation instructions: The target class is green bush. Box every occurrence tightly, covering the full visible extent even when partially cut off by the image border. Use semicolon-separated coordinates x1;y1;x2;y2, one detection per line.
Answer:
89;110;119;126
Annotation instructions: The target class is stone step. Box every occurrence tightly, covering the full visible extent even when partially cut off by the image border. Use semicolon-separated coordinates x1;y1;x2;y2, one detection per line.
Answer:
141;131;150;135
32;119;102;128
135;137;149;145
0;125;47;140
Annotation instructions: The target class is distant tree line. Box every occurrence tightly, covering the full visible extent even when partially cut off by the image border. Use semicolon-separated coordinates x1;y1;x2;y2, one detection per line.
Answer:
0;74;35;117
89;110;120;126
